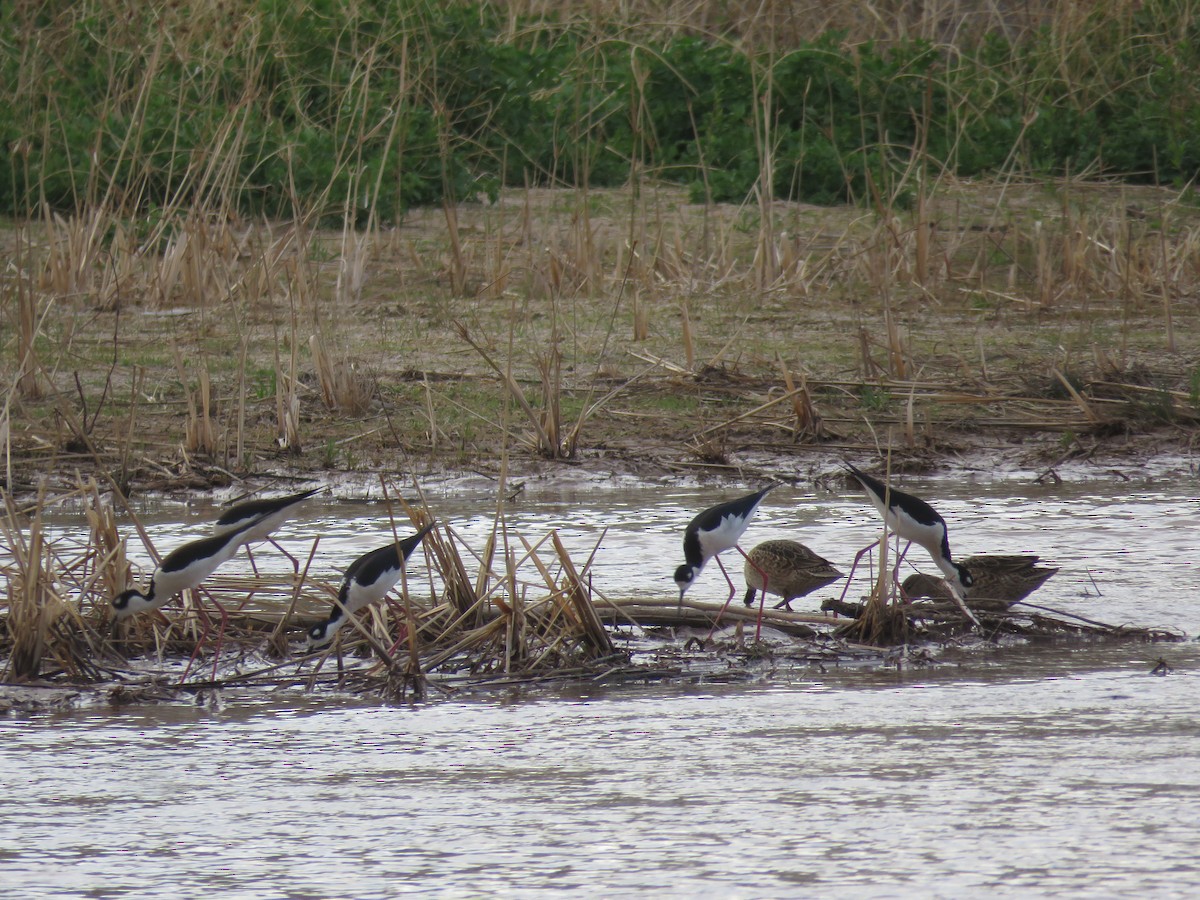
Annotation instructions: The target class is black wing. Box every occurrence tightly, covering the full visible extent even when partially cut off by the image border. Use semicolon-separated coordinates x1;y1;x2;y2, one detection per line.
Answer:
688;485;776;534
843;463;943;527
215;487;321;529
159;518;259;573
341;525;434;594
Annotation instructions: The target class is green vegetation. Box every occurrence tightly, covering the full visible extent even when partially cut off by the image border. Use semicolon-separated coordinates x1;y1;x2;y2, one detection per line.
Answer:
4;0;1200;222
859;386;892;412
3;2;1199;487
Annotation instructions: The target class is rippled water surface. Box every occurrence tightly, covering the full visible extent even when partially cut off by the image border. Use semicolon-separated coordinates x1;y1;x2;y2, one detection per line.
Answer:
3;478;1199;897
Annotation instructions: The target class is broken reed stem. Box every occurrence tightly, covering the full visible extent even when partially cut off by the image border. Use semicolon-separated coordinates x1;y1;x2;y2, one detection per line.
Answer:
15;234;42;400
1052;367;1100;424
453;320;556;456
81;477;130;605
680;298;695;369
174;355;217;456
550;532;613;655
778;357;823;440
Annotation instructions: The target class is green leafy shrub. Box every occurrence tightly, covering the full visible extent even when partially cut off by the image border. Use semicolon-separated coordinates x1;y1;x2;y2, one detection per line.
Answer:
3;0;1199;220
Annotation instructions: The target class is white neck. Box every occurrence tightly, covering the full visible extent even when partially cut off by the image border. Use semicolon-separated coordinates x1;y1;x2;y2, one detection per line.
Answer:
934;558;964;595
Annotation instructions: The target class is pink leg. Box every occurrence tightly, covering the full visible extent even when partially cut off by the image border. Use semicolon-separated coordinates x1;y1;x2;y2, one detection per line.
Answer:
836;541;879;609
178;592;230;684
178;591;211;683
891;540;912;601
269;537;301;573
386;624;410;658
703;554;739;641
736;545;770;641
245;545;261;576
383;596;411;656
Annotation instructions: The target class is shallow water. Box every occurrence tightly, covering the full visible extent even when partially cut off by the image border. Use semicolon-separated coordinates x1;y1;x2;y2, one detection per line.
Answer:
4;478;1199;896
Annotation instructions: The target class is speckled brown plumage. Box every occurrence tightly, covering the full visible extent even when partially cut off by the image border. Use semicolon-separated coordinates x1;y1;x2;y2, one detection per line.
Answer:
902;554;1058;607
742;540;843;611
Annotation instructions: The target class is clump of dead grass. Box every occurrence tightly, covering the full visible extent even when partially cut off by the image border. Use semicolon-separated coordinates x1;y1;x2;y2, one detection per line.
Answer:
0;477;619;698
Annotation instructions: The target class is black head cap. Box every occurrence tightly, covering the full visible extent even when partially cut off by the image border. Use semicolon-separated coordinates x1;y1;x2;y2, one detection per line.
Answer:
954;562;974;589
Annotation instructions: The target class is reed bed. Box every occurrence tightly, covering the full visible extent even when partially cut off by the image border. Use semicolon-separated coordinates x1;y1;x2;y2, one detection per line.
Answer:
0;478;1181;708
0;478;627;701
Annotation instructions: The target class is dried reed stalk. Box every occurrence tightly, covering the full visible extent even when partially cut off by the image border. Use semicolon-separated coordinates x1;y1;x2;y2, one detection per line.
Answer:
778;358;823;440
536;345;563;457
550;532;613;655
14;234;42;400
631;285;649;341
1052;368;1100;424
442;196;468;296
840;533;910;646
82;479;130;605
453;321;558;457
2;491;56;678
915;186;930;286
39;209;106;299
177;357;218;455
274;287;301;451
310;333;373;415
680;299;695;369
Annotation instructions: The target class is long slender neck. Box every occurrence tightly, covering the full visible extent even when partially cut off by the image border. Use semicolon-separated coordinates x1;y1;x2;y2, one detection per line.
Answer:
934;557;968;598
938;531;954;567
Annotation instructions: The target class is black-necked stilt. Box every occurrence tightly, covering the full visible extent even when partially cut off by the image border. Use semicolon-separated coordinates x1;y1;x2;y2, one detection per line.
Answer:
842;462;979;628
306;523;435;650
742;540;843;612
113;520;257;621
674;485;776;640
113;518;259;678
213;487;321;570
903;554;1058;608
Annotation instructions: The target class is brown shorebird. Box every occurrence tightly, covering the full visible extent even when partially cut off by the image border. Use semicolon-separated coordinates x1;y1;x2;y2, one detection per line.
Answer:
902;554;1058;607
742;540;843;612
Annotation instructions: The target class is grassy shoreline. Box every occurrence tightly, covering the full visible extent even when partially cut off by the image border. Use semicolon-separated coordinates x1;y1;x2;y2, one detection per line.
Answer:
4;1;1200;491
3;180;1198;497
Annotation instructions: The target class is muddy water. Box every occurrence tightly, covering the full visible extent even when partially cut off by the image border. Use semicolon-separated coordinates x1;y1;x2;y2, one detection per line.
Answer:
3;478;1199;896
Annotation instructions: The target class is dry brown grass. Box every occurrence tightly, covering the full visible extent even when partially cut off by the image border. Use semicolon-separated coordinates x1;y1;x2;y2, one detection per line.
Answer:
0;475;624;691
2;176;1199;498
495;0;1063;46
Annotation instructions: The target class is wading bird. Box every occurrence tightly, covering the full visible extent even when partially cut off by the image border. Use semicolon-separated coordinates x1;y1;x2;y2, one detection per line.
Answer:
674;485;776;640
112;518;260;678
841;462;978;628
742;540;843;612
306;524;435;651
213;487;321;570
902;554;1058;608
